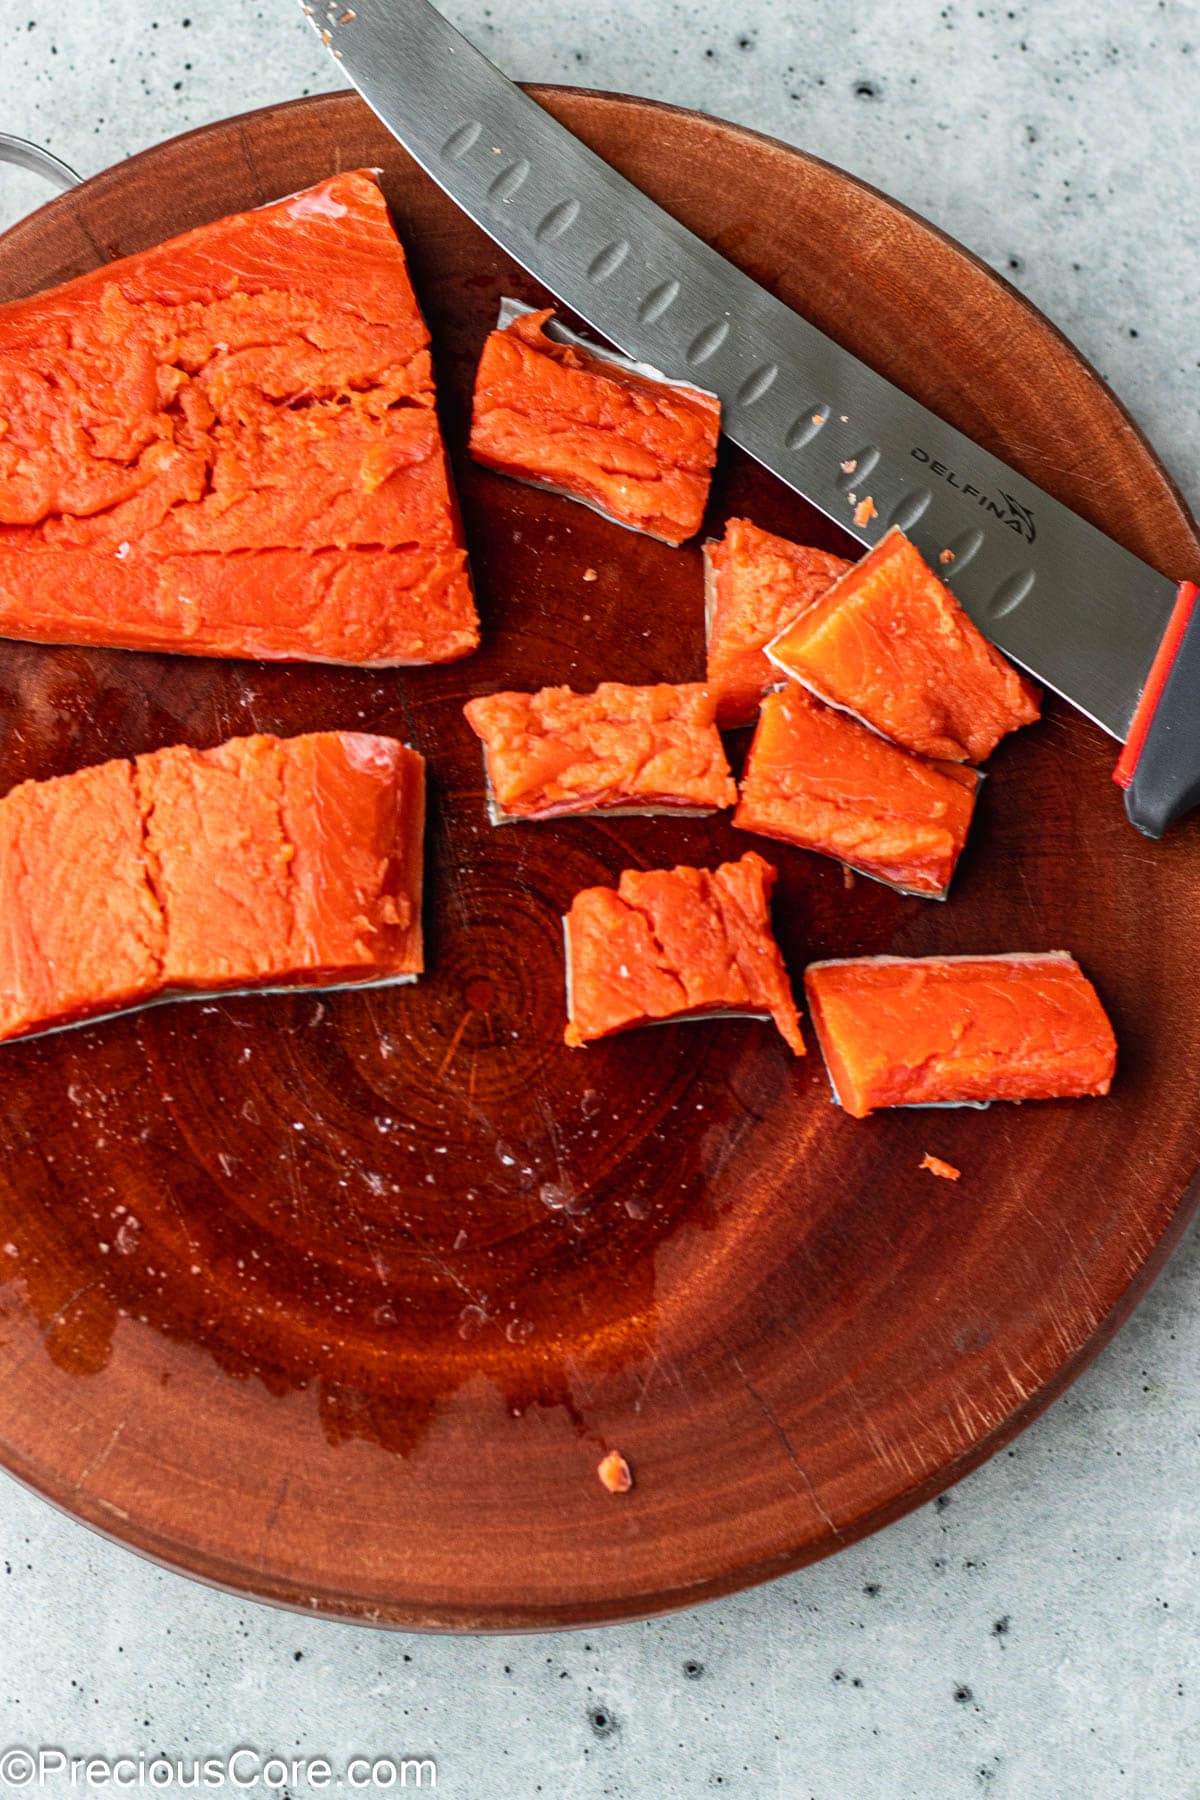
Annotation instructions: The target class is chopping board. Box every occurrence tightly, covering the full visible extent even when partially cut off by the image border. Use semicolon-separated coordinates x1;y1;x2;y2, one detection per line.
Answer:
0;89;1197;1630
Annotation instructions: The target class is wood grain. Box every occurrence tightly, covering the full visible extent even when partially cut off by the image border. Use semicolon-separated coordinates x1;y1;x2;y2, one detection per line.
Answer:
0;89;1196;1630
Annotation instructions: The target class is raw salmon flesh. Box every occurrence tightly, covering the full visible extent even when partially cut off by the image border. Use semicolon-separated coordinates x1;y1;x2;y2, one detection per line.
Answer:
0;172;1118;1119
469;305;720;545
463;682;737;821
768;528;1040;762
704;517;850;728
735;683;980;897
0;171;477;664
0;731;424;1041
564;851;804;1052
804;952;1117;1116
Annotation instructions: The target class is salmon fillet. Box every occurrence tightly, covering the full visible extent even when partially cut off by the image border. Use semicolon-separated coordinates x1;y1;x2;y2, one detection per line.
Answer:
463;682;736;821
0;759;166;1039
768;528;1040;761
804;952;1116;1116
735;684;980;897
564;852;804;1052
469;305;720;544
705;518;850;727
0;171;478;665
0;731;424;1042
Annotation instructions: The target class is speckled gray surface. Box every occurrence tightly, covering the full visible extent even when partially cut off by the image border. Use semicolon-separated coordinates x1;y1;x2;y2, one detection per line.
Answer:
0;3;1198;1796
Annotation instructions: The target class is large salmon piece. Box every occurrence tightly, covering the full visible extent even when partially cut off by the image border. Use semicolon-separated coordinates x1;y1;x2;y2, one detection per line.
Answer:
704;518;850;729
469;305;720;545
0;171;478;664
735;683;980;898
0;732;425;1042
463;681;736;822
768;528;1040;763
804;953;1117;1117
563;852;804;1053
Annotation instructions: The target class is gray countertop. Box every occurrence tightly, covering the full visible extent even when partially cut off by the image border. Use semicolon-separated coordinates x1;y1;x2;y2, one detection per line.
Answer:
1;3;1198;1795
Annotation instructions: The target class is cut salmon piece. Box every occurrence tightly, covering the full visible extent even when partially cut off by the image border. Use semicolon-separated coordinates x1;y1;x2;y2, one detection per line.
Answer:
0;732;424;1042
804;952;1116;1117
734;684;980;897
469;303;720;544
704;518;851;728
0;171;477;664
0;758;167;1041
563;851;803;1053
463;682;736;821
768;528;1040;761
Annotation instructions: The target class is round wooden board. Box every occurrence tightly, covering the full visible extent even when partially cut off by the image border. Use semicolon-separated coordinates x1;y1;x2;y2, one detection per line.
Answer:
0;90;1197;1632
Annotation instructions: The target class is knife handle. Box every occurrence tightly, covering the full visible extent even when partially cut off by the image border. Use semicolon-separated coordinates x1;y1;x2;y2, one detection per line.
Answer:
1115;579;1200;837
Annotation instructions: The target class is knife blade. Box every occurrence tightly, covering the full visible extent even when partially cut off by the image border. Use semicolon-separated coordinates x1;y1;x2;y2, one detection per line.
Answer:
298;0;1198;828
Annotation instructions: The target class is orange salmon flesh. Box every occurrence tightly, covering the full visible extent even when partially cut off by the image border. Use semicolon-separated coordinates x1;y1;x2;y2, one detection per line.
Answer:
804;953;1117;1116
469;306;720;544
704;518;850;728
563;851;804;1053
0;731;424;1041
0;171;477;665
768;528;1040;762
463;682;736;821
735;683;980;897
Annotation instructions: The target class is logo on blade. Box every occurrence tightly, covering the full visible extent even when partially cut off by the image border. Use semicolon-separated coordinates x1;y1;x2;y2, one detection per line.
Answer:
911;448;1037;543
997;491;1036;544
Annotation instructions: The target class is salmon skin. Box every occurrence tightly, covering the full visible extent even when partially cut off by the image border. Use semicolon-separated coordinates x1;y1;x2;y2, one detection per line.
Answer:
768;528;1041;762
563;851;804;1052
804;952;1117;1117
469;300;720;545
0;171;478;665
0;731;424;1043
735;683;980;898
704;518;850;729
463;682;736;822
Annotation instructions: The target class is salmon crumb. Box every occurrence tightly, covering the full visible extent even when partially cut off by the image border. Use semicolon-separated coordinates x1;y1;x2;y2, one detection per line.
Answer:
853;496;878;528
598;1450;633;1493
812;412;825;426
582;567;598;582
841;865;856;889
321;26;332;42
939;548;955;564
840;458;858;475
920;1153;961;1182
340;7;356;17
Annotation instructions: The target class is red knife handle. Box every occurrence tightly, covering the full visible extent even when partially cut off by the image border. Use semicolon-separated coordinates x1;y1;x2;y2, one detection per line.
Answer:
1115;578;1200;837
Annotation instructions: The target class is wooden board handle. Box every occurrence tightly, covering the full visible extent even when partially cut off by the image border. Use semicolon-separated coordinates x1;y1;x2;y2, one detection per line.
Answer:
0;134;80;206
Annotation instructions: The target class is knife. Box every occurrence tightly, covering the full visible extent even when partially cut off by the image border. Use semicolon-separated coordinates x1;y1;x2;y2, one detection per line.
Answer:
299;0;1199;837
